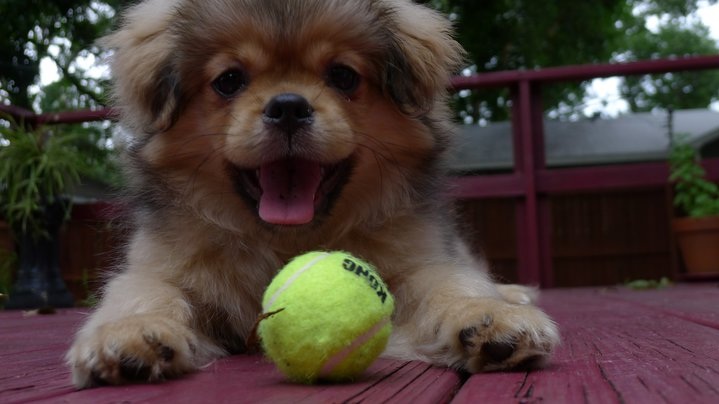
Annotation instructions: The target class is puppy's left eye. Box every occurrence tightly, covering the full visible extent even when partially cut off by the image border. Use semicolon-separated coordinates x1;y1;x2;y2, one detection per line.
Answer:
212;69;248;98
327;65;360;95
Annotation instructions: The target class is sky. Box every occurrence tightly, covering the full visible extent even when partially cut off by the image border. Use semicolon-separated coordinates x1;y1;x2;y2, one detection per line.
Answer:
695;0;719;39
38;1;719;117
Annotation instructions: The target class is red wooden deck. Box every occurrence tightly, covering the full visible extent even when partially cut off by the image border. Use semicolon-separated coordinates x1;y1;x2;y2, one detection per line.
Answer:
3;284;719;403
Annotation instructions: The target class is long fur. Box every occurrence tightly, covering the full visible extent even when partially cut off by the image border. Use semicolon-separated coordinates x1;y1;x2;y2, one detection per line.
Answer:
67;0;559;388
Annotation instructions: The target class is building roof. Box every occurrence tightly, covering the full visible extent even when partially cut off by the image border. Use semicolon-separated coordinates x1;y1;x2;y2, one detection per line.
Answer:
448;109;719;172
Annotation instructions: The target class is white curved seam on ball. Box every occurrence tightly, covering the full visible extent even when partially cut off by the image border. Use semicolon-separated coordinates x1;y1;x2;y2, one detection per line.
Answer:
318;316;391;378
263;252;331;312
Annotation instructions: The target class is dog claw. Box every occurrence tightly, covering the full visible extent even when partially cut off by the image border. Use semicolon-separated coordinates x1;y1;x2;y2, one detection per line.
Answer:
459;326;478;348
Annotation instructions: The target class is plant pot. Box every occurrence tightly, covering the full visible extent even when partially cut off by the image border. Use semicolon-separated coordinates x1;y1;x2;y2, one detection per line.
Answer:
4;201;74;309
672;215;719;274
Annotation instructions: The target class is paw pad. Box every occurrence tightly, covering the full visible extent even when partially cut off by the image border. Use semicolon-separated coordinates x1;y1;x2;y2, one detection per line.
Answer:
118;356;153;381
481;341;516;363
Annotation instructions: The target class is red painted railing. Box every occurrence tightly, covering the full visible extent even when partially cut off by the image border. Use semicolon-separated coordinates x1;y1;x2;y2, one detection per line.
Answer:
451;55;719;286
3;55;719;286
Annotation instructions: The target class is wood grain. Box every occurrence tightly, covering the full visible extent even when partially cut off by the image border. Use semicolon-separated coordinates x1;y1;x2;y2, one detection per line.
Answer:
2;286;719;403
453;287;719;404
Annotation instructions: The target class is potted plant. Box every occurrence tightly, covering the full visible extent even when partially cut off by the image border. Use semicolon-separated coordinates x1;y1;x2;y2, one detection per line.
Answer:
0;119;115;309
669;140;719;275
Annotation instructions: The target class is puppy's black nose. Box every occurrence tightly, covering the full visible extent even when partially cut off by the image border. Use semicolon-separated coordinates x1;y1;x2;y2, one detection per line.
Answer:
263;93;314;134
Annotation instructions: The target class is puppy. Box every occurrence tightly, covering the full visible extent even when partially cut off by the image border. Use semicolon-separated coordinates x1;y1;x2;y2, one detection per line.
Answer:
66;0;559;388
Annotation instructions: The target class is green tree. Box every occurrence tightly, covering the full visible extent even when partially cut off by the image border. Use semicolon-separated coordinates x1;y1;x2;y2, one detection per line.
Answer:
2;0;717;120
429;0;632;122
0;1;123;209
427;0;718;122
620;20;719;111
0;0;127;111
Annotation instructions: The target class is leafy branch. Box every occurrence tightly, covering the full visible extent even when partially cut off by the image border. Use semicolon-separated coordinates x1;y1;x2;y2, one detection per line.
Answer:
669;140;719;217
0;117;119;238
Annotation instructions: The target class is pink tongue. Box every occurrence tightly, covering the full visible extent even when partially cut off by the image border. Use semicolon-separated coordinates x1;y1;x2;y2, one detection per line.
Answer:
258;159;322;225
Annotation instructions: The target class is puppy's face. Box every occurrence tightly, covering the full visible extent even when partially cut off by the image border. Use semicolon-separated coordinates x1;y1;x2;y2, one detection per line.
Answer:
200;11;388;226
107;0;463;234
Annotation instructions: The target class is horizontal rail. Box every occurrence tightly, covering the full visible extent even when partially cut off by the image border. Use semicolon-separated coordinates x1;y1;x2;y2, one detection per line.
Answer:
451;173;525;198
451;54;719;89
0;104;37;121
452;158;719;199
36;108;115;125
0;104;115;126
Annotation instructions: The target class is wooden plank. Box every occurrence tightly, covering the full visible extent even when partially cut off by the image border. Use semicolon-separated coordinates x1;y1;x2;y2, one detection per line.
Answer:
607;284;719;329
452;288;719;404
538;160;719;194
512;80;545;287
450;55;719;89
450;174;525;199
10;357;459;404
4;286;719;403
536;162;671;193
343;360;462;404
451;158;719;200
36;108;116;125
0;309;460;403
1;311;85;403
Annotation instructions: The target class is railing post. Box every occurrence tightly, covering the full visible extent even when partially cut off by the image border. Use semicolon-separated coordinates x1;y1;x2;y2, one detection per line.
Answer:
511;80;553;287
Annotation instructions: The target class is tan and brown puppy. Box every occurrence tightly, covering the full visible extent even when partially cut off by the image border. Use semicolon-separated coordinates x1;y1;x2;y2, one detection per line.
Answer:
66;0;559;388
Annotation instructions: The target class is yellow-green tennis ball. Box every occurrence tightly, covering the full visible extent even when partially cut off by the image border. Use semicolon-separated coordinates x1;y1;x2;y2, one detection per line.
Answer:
258;251;395;383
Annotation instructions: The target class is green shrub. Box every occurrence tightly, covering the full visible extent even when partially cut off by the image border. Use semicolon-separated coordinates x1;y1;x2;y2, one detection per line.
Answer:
0;120;119;238
669;141;719;217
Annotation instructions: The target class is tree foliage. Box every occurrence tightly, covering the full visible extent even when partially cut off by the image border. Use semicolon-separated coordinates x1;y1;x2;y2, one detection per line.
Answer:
620;20;719;112
0;1;125;212
1;0;718;119
0;121;118;236
0;0;128;110
427;0;719;121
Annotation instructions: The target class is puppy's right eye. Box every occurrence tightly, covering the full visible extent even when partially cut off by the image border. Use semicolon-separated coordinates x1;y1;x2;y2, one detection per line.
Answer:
327;65;360;95
212;69;248;98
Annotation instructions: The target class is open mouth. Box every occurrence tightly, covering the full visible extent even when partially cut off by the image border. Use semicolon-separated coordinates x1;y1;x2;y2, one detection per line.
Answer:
227;157;354;226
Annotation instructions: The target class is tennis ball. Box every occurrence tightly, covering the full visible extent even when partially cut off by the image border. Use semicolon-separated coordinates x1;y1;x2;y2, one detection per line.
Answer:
258;251;394;383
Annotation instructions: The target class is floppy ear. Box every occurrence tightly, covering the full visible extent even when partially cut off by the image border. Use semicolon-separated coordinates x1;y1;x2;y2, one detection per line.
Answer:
100;0;183;134
382;0;465;114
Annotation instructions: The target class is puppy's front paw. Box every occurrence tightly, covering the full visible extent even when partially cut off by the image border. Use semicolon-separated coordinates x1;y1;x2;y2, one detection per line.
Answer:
66;315;203;388
452;299;559;372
